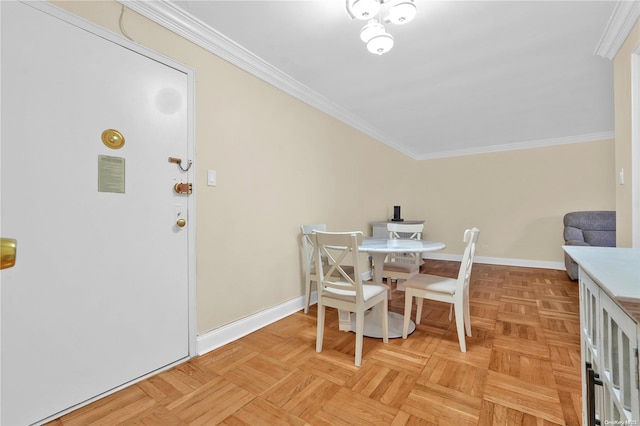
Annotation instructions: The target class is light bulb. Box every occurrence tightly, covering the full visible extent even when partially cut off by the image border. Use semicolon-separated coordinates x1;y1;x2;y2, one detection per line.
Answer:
388;0;417;25
350;0;381;20
366;32;394;55
360;20;385;43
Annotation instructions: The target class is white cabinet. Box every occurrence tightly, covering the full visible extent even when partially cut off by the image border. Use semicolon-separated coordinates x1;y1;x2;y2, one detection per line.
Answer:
565;246;640;426
579;269;639;425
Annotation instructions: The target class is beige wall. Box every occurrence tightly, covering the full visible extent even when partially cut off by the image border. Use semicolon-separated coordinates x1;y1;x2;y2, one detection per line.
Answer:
413;140;615;261
613;18;640;247
53;1;615;336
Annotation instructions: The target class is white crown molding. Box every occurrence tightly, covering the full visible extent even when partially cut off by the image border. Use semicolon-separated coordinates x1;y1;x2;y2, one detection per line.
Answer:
119;0;414;157
122;1;615;161
594;0;640;60
416;131;615;161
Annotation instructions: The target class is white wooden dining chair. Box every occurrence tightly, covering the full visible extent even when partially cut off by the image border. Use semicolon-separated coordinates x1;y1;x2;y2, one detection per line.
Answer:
314;230;389;366
382;222;424;297
300;224;354;314
402;227;480;353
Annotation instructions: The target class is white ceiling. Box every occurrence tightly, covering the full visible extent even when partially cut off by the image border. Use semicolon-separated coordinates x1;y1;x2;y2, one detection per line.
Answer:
161;1;616;159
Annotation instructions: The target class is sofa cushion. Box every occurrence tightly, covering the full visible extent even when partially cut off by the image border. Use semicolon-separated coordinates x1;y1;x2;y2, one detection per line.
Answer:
563;211;615;231
582;230;616;247
563;210;616;280
564;226;585;242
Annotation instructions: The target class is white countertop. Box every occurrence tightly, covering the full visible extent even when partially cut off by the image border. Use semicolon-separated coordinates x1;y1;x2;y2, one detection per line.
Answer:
563;246;640;300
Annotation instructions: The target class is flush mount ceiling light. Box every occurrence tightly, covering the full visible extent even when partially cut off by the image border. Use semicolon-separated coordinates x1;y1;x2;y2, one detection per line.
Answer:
346;0;417;55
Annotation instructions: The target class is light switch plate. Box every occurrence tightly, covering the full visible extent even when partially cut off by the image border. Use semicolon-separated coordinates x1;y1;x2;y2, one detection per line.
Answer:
207;169;217;186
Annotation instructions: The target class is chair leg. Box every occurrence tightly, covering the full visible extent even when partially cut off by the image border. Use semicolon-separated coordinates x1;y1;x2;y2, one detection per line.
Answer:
354;310;364;367
316;303;325;353
464;296;472;337
304;277;311;314
415;298;424;325
454;302;467;352
402;292;412;339
381;299;389;343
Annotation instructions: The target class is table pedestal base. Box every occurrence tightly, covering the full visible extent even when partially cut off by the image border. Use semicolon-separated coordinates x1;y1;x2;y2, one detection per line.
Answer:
350;311;415;339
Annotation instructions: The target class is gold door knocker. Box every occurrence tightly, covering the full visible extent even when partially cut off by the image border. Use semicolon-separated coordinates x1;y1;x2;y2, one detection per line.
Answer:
101;129;125;149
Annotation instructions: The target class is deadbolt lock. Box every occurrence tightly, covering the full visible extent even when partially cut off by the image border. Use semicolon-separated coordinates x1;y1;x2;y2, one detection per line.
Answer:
1;238;17;270
174;182;192;195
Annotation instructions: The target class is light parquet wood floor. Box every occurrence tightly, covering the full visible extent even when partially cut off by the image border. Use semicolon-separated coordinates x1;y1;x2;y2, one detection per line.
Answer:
48;261;582;425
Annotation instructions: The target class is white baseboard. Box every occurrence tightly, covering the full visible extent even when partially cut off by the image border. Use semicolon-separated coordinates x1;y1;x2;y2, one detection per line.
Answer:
422;252;565;271
196;294;314;356
197;255;564;356
196;271;369;355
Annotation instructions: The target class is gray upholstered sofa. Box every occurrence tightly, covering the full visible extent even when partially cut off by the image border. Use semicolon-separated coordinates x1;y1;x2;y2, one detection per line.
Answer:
563;211;616;280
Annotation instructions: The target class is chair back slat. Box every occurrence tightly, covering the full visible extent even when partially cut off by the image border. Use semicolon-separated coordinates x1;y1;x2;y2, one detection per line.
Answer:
386;223;424;265
387;223;424;240
457;228;480;291
314;231;364;301
301;224;328;269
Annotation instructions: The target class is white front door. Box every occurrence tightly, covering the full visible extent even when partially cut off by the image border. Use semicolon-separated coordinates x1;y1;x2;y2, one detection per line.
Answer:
1;2;194;424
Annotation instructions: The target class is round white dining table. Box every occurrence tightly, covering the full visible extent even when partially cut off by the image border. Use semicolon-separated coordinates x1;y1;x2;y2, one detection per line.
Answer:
354;237;446;338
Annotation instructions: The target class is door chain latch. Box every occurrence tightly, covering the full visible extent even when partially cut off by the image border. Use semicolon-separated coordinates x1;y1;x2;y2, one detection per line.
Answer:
168;157;192;172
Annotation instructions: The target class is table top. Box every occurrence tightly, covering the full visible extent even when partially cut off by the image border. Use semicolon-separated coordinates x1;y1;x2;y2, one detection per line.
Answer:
360;238;446;253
